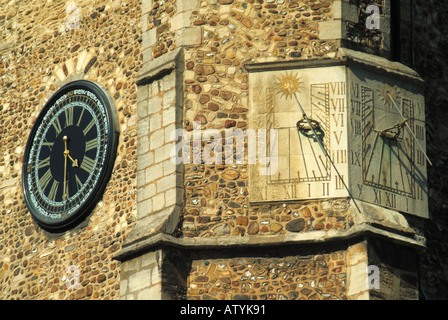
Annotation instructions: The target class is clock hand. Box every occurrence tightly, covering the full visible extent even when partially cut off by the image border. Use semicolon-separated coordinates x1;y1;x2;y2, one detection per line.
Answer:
63;136;68;200
290;88;362;214
67;154;79;167
387;93;433;166
63;136;79;167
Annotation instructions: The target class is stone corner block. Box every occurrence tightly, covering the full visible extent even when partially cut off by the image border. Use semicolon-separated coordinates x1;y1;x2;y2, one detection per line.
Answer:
175;27;203;47
318;20;344;40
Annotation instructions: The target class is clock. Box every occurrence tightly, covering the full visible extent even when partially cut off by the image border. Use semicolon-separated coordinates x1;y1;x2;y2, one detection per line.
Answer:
22;80;119;231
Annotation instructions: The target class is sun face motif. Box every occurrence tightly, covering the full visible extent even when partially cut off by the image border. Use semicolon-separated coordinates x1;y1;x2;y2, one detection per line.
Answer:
380;84;399;107
275;72;304;99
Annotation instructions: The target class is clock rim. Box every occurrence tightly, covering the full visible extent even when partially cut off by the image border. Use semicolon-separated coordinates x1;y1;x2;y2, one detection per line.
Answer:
22;80;120;232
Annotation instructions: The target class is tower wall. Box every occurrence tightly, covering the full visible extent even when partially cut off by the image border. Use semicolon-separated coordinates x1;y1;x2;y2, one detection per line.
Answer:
0;0;447;301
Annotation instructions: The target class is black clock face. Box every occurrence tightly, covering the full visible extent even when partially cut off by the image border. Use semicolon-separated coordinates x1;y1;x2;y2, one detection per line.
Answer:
22;80;119;231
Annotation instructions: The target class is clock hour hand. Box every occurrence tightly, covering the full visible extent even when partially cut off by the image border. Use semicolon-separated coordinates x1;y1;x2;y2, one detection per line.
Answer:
67;154;79;167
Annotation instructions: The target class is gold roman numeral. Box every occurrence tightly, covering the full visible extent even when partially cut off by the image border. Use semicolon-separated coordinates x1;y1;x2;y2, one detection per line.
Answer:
80;156;95;173
38;156;51;169
77;108;85;126
83;119;95;136
75;174;83;191
42;141;54;151
39;169;53;191
65;107;74;126
52;117;63;135
85;138;98;151
48;180;60;201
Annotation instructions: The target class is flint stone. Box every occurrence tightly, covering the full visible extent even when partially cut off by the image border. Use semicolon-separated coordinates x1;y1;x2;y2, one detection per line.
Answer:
285;218;305;232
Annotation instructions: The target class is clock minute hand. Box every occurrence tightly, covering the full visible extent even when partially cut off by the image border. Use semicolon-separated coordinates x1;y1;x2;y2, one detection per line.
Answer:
290;89;362;214
387;94;433;166
63;136;68;200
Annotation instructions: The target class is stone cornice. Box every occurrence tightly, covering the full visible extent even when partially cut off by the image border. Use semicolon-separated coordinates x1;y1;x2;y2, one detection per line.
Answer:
137;47;184;86
115;220;426;262
245;48;424;85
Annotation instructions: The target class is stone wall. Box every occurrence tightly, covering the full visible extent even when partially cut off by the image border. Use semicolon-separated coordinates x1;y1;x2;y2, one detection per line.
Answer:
187;249;348;300
367;239;419;300
176;0;413;240
344;0;386;56
120;250;162;299
183;195;354;238
132;60;184;241
0;0;141;299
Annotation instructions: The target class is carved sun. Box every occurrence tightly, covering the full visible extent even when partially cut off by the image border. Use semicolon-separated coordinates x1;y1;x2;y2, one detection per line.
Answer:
275;72;304;99
380;84;399;107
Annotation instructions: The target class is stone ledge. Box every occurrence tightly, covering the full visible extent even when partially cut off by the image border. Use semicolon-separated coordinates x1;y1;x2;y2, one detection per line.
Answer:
137;47;184;86
336;47;424;84
114;220;426;262
245;48;424;84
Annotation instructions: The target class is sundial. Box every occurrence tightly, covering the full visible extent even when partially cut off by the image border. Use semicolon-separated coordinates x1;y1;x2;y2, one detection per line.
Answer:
248;62;429;218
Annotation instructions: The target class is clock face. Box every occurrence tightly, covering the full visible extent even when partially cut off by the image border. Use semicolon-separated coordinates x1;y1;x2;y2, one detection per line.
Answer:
248;63;428;218
22;80;119;231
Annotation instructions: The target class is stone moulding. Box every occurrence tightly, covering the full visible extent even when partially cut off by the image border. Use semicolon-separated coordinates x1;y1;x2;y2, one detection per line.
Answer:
116;198;426;262
114;213;426;262
137;47;184;86
245;47;424;85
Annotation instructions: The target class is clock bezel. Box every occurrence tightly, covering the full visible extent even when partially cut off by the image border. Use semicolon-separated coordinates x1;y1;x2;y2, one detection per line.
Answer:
22;80;119;232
